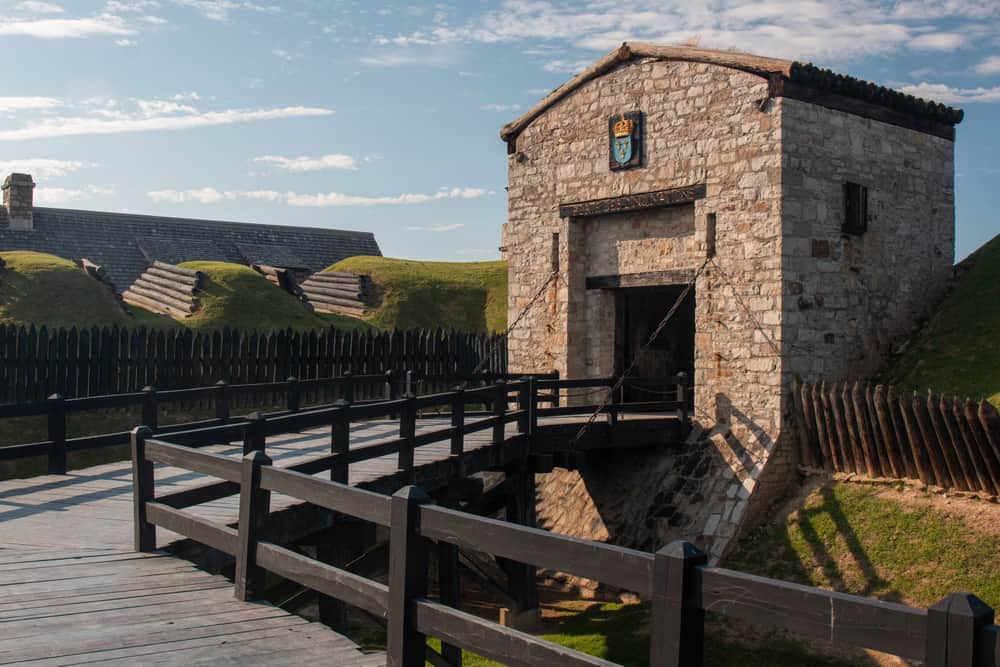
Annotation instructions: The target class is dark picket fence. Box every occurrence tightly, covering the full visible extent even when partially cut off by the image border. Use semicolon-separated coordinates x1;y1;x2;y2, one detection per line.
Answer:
793;379;1000;496
0;325;507;404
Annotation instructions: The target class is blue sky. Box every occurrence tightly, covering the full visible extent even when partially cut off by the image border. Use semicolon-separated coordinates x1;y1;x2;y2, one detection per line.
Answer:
0;1;997;261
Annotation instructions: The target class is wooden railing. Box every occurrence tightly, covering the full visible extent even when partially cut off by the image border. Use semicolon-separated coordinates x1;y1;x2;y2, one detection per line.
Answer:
0;370;557;475
131;377;996;667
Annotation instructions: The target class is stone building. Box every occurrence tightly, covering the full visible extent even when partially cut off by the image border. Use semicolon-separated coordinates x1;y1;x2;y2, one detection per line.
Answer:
500;43;962;561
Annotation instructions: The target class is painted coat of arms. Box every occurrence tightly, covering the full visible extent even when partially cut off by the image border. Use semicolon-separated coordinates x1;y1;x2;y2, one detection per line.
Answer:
608;111;642;171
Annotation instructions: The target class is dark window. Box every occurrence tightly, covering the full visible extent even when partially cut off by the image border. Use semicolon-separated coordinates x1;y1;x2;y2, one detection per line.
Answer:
843;182;868;235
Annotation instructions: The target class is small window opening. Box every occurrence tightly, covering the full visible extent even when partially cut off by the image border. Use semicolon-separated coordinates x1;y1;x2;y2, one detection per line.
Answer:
843;182;868;236
551;232;560;273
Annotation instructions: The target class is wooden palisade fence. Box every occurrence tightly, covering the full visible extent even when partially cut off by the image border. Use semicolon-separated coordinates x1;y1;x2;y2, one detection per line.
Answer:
0;325;506;404
132;379;999;667
793;379;1000;496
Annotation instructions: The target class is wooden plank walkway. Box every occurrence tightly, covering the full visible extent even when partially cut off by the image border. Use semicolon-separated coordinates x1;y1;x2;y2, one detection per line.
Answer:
0;547;383;666
0;412;653;665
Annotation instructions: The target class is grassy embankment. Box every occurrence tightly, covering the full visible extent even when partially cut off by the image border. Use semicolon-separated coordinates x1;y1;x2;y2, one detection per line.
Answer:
178;260;369;332
327;256;507;334
883;232;1000;407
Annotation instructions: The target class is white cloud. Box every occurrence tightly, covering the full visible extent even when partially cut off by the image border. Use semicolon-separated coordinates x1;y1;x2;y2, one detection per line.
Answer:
0;105;333;141
0;15;135;38
15;1;64;14
287;187;491;207
148;187;230;204
147;186;492;207
172;0;281;22
171;91;201;101
103;1;160;11
114;38;138;46
252;153;357;172
406;223;465;232
898;81;1000;103
910;32;966;50
35;185;114;205
360;47;461;68
0;159;94;177
975;55;1000;75
0;96;61;112
480;103;522;112
371;0;995;65
134;99;198;116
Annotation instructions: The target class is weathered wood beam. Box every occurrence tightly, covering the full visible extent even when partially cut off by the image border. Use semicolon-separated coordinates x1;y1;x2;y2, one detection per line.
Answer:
559;183;706;219
585;269;697;290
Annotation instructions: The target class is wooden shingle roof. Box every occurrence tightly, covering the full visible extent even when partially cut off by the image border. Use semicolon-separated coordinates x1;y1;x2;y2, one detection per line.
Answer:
0;207;380;291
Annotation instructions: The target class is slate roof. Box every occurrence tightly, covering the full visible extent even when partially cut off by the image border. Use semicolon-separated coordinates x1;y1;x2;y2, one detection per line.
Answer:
0;207;381;291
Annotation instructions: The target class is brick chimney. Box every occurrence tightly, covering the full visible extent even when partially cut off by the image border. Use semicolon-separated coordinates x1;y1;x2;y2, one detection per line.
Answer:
2;173;34;230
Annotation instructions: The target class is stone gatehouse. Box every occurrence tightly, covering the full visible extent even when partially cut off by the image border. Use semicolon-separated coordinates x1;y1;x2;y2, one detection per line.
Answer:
500;43;962;561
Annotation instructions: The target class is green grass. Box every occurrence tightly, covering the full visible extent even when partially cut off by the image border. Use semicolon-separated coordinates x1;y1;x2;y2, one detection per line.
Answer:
0;251;171;329
178;261;370;332
327;256;507;334
882;233;1000;407
726;482;1000;610
424;601;861;666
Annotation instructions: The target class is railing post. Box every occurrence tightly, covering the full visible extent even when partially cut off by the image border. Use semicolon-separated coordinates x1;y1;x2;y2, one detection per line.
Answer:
214;380;229;421
243;411;266;456
46;393;66;475
492;380;507;446
650;540;707;667
405;369;413;396
528;378;538;436
925;593;994;667
130;425;155;552
235;450;272;601
387;486;431;667
517;380;530;435
331;399;350;484
608;381;619;429
676;372;689;426
342;371;354;403
286;376;300;413
450;387;465;456
385;369;398;401
142;385;158;432
438;539;462;666
398;393;417;480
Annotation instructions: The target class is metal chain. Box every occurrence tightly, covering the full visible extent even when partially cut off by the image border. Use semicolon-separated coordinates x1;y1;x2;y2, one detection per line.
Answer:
568;256;711;446
467;269;559;380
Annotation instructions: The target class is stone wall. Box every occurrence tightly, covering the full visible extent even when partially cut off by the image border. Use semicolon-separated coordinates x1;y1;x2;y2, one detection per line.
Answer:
780;99;955;384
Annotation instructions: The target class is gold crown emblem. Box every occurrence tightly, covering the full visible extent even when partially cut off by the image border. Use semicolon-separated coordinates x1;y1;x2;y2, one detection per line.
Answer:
613;116;634;137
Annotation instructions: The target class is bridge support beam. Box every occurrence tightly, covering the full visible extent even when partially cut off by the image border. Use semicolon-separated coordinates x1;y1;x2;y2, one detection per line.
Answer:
502;463;539;615
317;516;374;632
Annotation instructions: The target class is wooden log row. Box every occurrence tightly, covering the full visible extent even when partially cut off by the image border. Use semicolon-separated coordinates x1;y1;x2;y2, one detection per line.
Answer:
129;283;195;312
306;273;365;287
301;283;363;301
312;302;366;318
134;276;195;301
153;260;200;279
306;292;365;310
796;380;1000;495
122;290;192;319
138;270;197;295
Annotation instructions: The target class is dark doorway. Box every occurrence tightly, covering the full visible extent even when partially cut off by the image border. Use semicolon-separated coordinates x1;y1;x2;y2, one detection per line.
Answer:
617;285;695;403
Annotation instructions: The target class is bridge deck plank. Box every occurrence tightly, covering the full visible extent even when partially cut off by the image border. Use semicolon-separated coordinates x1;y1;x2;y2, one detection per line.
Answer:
0;412;665;665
